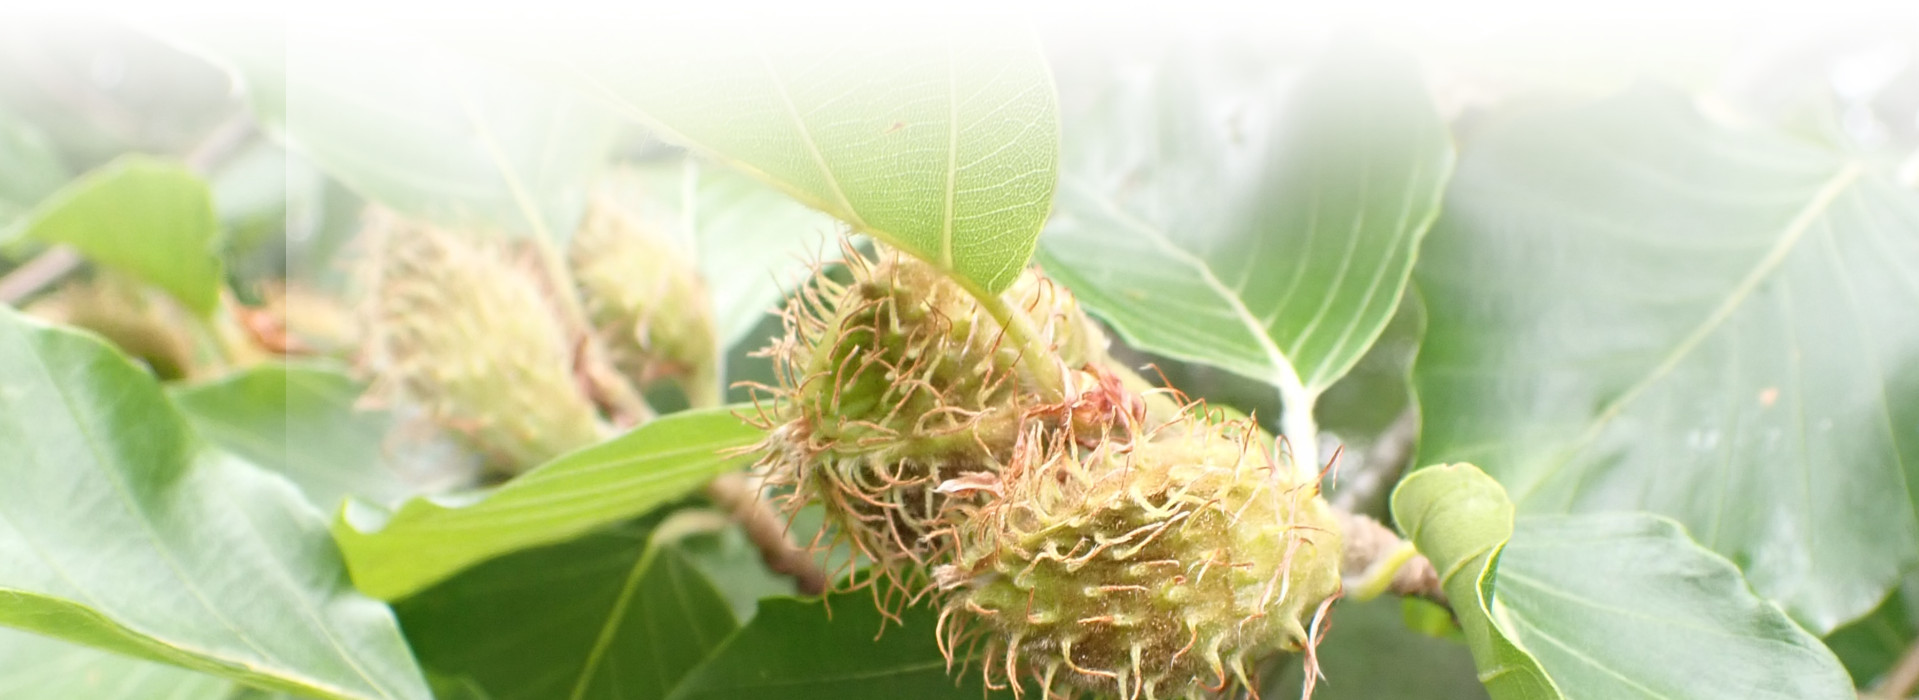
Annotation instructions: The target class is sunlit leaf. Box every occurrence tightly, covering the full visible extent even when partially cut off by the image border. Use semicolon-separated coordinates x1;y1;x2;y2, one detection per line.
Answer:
0;308;430;700
560;23;1058;294
20;155;222;315
334;406;763;600
1413;86;1919;631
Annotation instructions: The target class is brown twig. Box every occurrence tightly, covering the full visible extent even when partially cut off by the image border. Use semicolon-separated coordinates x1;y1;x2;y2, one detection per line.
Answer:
705;471;828;595
0;247;83;305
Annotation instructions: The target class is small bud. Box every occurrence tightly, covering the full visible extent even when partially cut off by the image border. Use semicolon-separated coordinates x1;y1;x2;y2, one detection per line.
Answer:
360;214;604;472
568;187;718;401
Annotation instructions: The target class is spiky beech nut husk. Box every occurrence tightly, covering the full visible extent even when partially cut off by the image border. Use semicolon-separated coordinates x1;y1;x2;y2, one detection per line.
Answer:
935;416;1343;700
568;191;717;398
754;247;1114;589
361;215;604;472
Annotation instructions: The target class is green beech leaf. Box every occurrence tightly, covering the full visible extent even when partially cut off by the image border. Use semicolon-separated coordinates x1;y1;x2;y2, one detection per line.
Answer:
0;628;238;699
607;159;840;350
398;523;736;700
1390;463;1560;700
179;20;615;242
173;363;410;509
1394;463;1855;699
1413;86;1919;631
21;155;223;315
0;308;430;700
334;406;763;600
1497;513;1855;699
1039;41;1452;397
665;592;1011;700
561;23;1059;294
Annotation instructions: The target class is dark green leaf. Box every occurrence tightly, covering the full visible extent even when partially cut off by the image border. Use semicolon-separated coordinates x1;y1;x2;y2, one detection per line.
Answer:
666;592;1008;700
1822;574;1917;689
561;23;1058;294
1391;463;1560;700
334;406;763;600
675;524;799;623
0;308;429;700
399;523;736;700
1413;87;1919;631
21;155;223;315
172;362;410;509
1259;597;1487;700
1040;42;1452;400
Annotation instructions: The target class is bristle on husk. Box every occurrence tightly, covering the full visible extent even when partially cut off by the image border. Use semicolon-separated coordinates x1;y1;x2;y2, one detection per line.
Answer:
751;246;1117;599
936;412;1344;700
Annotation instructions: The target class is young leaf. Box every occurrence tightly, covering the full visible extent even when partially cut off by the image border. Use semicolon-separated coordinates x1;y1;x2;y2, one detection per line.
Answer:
173;20;616;242
397;523;736;700
665;592;1013;700
1413;86;1919;631
1039;41;1452;397
20;155;223;315
333;406;763;600
0;308;430;700
560;23;1059;294
1390;464;1561;700
173;362;410;509
0;628;238;699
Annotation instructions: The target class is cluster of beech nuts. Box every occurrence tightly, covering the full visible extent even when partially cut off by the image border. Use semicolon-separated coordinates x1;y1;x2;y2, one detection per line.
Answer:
752;248;1343;699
